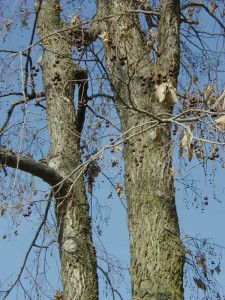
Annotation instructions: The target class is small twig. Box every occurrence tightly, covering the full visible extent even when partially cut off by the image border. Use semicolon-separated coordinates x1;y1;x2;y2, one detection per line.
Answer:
0;92;45;136
181;2;225;31
2;194;52;299
97;265;115;300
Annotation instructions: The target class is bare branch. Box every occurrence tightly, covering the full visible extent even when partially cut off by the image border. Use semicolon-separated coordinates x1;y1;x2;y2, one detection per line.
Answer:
2;194;52;300
97;265;116;300
0;92;23;98
88;93;115;102
24;0;43;94
0;146;63;186
0;92;45;136
181;2;225;31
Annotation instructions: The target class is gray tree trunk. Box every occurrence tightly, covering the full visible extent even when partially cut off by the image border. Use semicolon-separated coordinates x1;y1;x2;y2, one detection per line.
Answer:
97;0;185;299
36;1;98;299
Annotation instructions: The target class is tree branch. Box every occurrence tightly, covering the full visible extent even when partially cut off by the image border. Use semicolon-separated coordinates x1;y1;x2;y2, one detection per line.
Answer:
181;2;225;31
2;193;52;300
0;92;23;98
0;92;45;136
0;146;63;186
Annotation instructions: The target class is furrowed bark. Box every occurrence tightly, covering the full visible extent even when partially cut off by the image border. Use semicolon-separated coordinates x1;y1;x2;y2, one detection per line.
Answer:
36;1;98;299
97;0;184;299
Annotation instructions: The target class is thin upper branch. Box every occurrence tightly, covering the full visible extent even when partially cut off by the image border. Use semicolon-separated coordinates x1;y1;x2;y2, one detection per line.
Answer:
2;194;52;300
0;92;45;136
181;2;225;31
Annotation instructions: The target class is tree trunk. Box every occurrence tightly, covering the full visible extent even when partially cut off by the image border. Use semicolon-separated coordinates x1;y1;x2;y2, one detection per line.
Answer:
97;0;185;299
36;1;98;299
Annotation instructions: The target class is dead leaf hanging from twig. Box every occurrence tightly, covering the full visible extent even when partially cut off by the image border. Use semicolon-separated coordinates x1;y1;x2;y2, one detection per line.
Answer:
215;115;225;128
155;81;178;107
181;125;193;161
